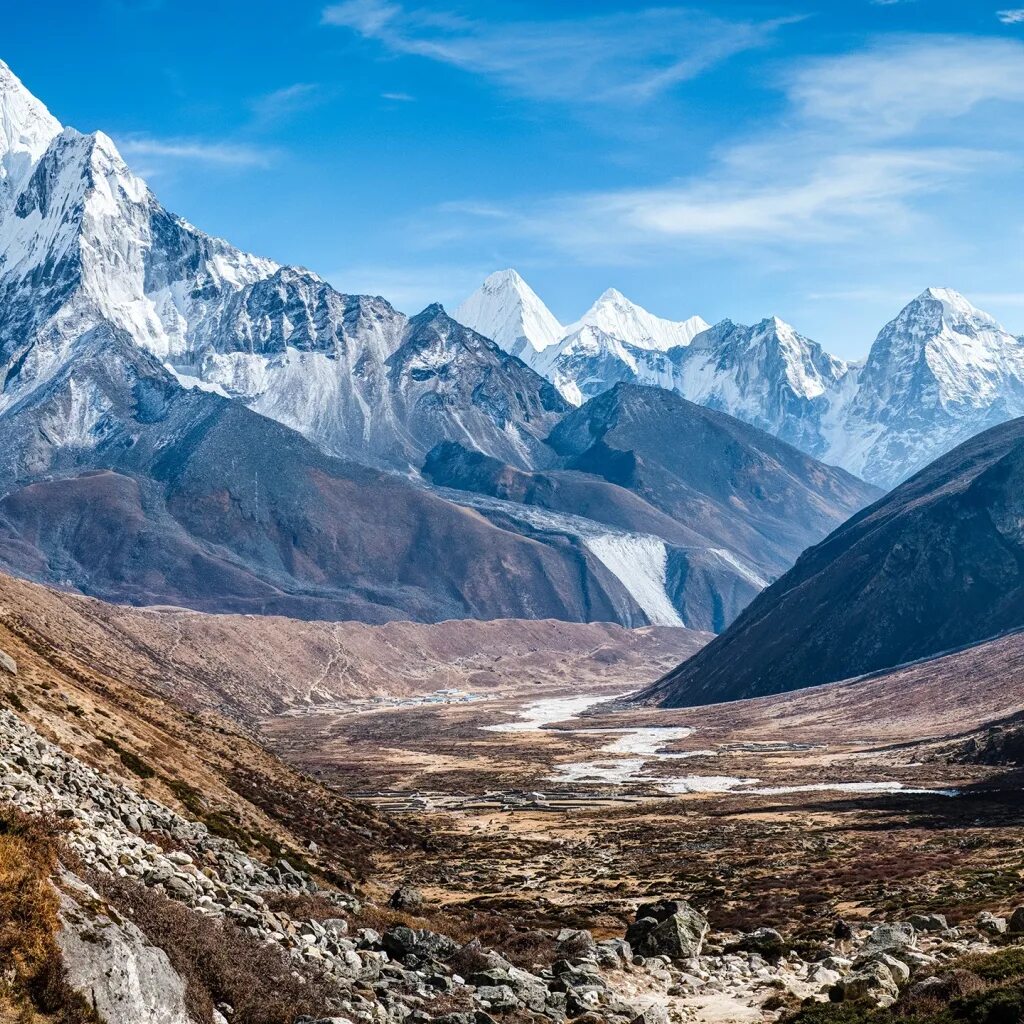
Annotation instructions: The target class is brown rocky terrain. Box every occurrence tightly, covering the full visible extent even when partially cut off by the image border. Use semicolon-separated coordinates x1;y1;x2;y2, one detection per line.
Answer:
0;571;706;720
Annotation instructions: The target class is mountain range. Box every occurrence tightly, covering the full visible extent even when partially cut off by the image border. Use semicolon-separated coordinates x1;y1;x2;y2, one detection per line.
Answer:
457;272;1024;489
0;58;876;630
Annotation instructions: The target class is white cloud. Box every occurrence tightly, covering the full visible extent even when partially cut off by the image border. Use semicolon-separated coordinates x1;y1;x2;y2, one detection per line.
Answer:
330;261;490;312
322;0;791;104
997;9;1024;23
787;36;1024;137
116;136;273;169
381;91;416;102
433;36;1024;254
250;83;320;124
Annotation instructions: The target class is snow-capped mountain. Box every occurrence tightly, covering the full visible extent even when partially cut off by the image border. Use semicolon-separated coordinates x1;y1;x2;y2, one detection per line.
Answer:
826;288;1024;486
453;268;563;360
460;271;1024;489
456;274;710;407
669;316;852;458
0;60;60;205
531;325;677;406
0;61;566;473
565;288;709;352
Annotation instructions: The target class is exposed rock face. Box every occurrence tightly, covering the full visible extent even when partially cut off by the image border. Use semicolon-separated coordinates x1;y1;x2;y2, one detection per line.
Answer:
644;416;1024;706
59;876;193;1024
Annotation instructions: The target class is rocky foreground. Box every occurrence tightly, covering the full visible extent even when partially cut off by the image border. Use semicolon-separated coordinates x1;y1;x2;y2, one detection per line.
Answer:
1;697;1022;1024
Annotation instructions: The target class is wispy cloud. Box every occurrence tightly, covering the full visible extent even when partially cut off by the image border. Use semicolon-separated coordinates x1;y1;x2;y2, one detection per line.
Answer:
117;135;273;169
322;0;791;105
433;36;1024;254
786;36;1024;137
250;83;321;124
998;9;1024;23
381;91;416;102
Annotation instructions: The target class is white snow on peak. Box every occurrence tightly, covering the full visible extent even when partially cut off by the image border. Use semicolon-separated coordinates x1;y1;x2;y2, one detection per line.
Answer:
455;268;564;359
918;287;1003;331
567;287;708;353
0;59;62;201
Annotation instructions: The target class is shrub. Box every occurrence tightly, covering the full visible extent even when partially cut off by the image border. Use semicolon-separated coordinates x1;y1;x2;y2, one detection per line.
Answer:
0;808;100;1023
86;870;348;1024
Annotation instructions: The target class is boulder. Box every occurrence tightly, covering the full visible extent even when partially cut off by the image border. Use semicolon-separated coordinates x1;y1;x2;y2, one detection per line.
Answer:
836;961;900;1008
976;911;1008;936
389;886;425;913
740;927;786;960
0;650;16;676
626;900;708;960
630;1008;669;1024
58;881;192;1024
860;922;916;957
1010;907;1024;934
908;913;948;933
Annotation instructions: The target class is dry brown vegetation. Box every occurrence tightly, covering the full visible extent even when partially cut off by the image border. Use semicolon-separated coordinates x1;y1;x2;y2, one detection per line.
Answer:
0;809;99;1024
86;870;345;1024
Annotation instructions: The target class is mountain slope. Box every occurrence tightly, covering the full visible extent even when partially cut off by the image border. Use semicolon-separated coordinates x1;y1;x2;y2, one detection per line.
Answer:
548;383;879;577
422;385;879;632
0;62;565;474
0;320;648;624
643;415;1024;707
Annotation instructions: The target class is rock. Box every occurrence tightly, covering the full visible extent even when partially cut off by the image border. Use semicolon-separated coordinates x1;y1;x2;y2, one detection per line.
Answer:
58;880;192;1024
556;927;597;956
626;900;708;960
807;963;842;992
475;984;519;1011
872;953;911;986
382;925;419;959
908;913;948;933
740;927;786;960
836;961;900;1008
1010;907;1024;934
976;911;1008;936
388;886;425;912
0;649;16;676
595;938;631;966
630;1009;669;1024
860;922;916;956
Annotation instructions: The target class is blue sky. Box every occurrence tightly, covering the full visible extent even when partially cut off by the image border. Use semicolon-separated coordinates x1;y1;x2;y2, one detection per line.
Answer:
5;0;1024;357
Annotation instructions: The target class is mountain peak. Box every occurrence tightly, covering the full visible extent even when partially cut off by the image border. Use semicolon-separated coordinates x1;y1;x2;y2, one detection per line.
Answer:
595;286;629;305
0;58;62;198
914;287;1001;329
483;268;527;288
455;268;563;359
570;289;708;353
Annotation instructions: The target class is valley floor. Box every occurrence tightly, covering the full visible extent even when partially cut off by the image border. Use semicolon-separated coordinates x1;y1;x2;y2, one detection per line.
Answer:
263;635;1024;953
